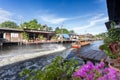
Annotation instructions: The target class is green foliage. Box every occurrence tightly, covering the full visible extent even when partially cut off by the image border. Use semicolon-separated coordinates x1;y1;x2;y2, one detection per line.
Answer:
20;19;53;31
46;27;53;31
55;27;61;34
101;21;120;59
108;28;120;42
55;27;74;34
21;19;40;30
104;36;113;43
22;32;29;40
0;21;18;28
69;30;75;34
62;28;69;34
104;21;120;42
110;21;116;28
99;43;118;59
28;19;38;29
51;36;56;39
20;56;79;80
20;22;29;29
38;34;45;40
94;32;106;40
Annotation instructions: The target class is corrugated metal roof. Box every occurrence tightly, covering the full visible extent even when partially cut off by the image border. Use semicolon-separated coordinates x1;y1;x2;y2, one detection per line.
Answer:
0;28;54;34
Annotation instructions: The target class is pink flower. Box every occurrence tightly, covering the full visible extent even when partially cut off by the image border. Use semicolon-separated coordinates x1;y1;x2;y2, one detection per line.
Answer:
73;61;120;80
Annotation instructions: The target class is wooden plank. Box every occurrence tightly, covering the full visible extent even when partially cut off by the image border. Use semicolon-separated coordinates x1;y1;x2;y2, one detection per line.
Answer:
77;49;108;62
86;51;98;59
80;50;95;57
94;51;107;61
89;51;101;60
98;52;107;60
94;52;104;61
80;52;90;57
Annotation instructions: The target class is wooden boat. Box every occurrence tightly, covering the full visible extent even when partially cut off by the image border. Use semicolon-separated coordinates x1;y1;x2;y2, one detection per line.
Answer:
71;44;81;48
79;41;91;46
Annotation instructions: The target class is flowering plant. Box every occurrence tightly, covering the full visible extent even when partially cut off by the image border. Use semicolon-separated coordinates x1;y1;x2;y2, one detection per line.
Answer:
99;21;120;58
73;61;120;80
99;22;120;70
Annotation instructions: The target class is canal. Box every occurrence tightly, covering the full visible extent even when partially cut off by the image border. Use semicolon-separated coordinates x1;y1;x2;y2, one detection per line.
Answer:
0;40;103;80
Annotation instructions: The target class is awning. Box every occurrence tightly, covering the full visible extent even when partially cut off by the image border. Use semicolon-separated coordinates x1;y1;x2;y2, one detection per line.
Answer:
62;34;70;39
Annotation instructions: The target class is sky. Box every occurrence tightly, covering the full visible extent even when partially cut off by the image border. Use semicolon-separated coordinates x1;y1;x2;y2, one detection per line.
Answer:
0;0;108;35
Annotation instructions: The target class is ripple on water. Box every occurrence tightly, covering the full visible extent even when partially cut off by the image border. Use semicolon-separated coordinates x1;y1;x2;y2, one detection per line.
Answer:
0;41;103;80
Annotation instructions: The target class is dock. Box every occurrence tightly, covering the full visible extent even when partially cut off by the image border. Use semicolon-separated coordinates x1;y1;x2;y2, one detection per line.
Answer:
77;49;108;63
70;42;108;63
0;40;76;47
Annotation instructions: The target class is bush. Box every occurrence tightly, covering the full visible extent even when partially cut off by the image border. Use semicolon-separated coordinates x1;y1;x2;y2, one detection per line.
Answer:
20;56;79;80
108;28;120;42
38;34;45;40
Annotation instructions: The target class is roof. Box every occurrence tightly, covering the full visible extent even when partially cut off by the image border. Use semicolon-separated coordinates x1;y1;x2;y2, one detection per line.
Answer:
24;29;54;34
0;28;23;32
0;28;54;34
56;34;70;39
62;34;70;39
107;0;120;23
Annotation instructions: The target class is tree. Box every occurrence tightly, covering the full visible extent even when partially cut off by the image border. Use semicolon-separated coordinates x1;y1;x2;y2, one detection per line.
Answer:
0;21;18;28
29;19;38;29
20;22;29;29
69;30;75;34
22;32;29;40
38;23;43;30
55;27;70;34
20;19;45;30
46;27;53;31
62;28;69;34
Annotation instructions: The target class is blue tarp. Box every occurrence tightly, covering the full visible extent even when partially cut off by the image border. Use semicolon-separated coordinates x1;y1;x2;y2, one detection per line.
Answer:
62;34;70;39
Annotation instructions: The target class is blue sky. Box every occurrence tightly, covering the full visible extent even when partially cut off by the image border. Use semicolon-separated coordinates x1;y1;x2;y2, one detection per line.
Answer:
0;0;108;35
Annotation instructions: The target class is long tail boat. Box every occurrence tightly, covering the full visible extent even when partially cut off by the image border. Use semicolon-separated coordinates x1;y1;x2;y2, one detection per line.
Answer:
71;43;81;49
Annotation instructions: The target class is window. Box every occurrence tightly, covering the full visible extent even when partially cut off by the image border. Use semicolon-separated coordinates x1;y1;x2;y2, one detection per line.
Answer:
11;33;18;37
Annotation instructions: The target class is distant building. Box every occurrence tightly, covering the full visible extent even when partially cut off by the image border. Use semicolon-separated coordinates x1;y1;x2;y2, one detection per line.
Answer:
56;34;70;40
69;33;79;41
78;34;94;41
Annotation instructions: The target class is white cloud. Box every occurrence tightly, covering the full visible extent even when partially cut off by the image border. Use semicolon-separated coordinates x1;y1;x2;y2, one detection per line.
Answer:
39;14;93;24
36;10;108;35
37;10;95;24
67;14;94;20
0;8;13;23
91;13;104;20
39;15;67;24
70;14;108;34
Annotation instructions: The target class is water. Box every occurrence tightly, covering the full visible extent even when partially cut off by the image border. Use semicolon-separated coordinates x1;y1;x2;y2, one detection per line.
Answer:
0;41;103;80
79;40;104;53
0;44;67;67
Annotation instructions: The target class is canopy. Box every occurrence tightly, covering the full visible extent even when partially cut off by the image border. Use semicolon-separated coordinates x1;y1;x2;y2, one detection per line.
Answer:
62;34;70;39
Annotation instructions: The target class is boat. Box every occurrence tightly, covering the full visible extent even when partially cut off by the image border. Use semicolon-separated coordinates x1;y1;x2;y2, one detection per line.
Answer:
79;41;91;46
71;43;81;49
